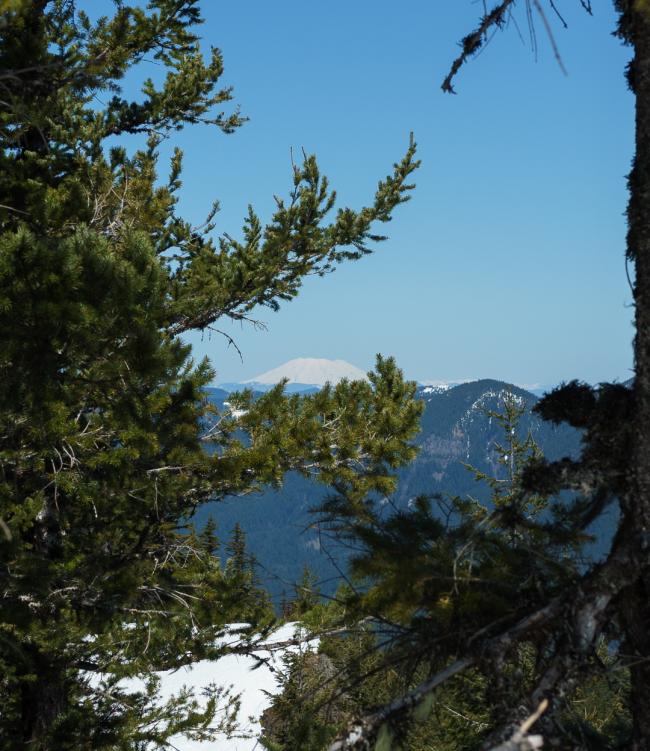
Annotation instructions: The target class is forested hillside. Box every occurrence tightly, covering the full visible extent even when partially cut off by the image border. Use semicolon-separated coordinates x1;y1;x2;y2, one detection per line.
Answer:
198;379;600;601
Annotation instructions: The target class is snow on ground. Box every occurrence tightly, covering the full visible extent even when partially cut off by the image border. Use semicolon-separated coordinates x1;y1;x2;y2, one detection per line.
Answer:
156;623;317;750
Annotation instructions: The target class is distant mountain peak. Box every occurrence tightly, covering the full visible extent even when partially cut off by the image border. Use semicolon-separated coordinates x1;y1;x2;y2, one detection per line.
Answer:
419;379;473;391
244;358;368;386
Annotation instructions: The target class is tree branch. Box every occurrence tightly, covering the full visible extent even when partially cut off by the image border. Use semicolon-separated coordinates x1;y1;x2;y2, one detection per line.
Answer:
327;532;634;751
442;1;516;93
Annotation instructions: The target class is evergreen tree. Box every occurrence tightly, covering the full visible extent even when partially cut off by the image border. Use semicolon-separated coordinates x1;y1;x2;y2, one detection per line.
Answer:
326;387;630;750
222;522;272;624
226;522;248;579
320;3;650;748
0;2;421;747
464;392;546;514
199;515;219;556
291;565;320;618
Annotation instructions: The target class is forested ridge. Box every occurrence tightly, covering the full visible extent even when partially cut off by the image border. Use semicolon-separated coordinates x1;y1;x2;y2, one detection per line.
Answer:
200;379;594;602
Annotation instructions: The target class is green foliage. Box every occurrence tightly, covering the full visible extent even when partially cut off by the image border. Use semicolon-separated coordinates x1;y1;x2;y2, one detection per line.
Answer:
265;395;630;750
280;566;321;620
261;598;493;751
0;2;420;746
327;392;582;634
260;649;345;751
558;640;631;749
198;381;585;604
464;392;546;513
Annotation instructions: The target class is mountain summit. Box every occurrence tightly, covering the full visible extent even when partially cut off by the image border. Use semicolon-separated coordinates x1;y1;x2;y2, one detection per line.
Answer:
244;358;368;386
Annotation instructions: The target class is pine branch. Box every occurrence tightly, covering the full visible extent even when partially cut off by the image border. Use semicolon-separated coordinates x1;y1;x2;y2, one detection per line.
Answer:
327;533;634;751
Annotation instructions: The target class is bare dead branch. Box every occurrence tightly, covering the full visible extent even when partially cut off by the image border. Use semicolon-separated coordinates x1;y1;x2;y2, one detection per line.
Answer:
531;0;568;76
0;203;28;215
442;0;516;94
548;0;568;28
489;699;548;751
206;325;243;363
0;518;11;541
327;532;634;751
442;0;595;93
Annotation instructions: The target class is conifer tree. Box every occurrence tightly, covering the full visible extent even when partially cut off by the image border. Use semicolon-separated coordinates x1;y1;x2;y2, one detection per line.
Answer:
464;392;545;514
226;523;248;579
291;565;320;617
329;4;650;747
324;391;628;750
0;2;421;747
199;515;219;556
260;395;623;751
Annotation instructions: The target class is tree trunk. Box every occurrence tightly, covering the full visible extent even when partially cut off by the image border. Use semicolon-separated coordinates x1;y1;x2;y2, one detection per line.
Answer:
20;652;69;750
622;3;650;748
619;580;650;748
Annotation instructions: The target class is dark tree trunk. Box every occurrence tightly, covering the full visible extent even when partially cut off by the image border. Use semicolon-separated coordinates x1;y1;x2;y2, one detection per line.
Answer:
20;652;69;750
620;3;650;748
620;580;650;749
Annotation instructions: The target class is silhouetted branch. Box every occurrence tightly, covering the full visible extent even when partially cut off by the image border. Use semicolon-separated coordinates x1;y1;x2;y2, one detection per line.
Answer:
442;1;516;93
531;0;567;76
328;534;634;751
442;0;593;93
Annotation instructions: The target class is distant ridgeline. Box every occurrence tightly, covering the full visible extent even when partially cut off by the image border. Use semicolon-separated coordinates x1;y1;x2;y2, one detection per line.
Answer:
196;380;616;602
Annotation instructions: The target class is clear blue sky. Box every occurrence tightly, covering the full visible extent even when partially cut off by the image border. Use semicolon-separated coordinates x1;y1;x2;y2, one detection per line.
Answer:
138;2;634;387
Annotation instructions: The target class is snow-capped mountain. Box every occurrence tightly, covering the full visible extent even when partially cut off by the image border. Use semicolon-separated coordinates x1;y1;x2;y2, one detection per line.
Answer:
220;361;558;396
418;379;472;394
418;380;556;398
246;357;368;386
219;358;368;393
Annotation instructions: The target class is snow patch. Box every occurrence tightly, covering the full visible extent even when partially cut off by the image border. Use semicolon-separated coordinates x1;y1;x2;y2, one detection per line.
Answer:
419;378;472;390
90;623;318;751
223;402;248;420
421;384;450;395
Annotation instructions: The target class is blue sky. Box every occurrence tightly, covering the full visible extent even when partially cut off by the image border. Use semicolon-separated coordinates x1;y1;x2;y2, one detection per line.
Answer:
133;2;634;387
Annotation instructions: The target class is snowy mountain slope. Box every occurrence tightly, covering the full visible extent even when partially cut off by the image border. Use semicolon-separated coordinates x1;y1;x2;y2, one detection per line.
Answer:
160;623;316;750
243;358;368;387
99;623;316;751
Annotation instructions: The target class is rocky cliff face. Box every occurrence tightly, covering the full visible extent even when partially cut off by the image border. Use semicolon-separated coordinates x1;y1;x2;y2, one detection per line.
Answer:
394;380;580;507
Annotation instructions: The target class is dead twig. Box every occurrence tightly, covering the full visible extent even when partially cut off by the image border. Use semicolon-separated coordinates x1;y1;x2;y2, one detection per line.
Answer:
489;699;548;750
442;0;516;93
